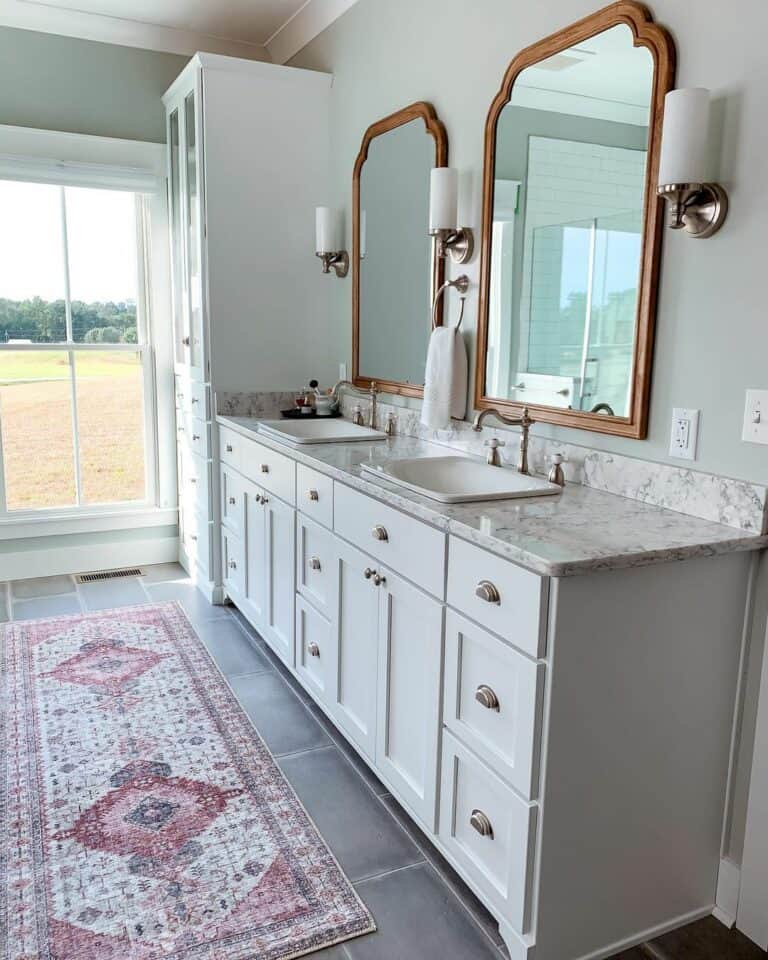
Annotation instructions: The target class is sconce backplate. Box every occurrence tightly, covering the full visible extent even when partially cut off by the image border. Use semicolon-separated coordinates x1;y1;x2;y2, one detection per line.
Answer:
657;182;729;239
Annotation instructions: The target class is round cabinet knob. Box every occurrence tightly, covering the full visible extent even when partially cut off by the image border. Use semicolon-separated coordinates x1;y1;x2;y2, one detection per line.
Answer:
470;809;494;839
260;464;269;474
475;580;501;604
309;556;322;571
191;397;199;405
373;573;386;587
308;642;321;658
364;567;375;580
308;489;320;502
182;336;191;346
372;525;389;542
190;534;198;542
475;684;500;712
261;496;269;505
228;496;236;505
190;477;197;485
192;434;200;441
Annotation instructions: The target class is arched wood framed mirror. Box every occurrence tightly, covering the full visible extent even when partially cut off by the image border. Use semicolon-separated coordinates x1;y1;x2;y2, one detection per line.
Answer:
474;2;675;438
353;102;448;398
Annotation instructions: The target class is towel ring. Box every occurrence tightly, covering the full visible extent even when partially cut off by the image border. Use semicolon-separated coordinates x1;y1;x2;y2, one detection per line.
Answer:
432;275;470;330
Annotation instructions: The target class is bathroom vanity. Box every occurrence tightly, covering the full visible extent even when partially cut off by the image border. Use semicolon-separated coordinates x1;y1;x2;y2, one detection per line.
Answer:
214;413;765;960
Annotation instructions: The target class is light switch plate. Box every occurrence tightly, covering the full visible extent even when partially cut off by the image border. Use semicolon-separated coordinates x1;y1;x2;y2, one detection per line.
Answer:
669;407;700;460
742;389;768;445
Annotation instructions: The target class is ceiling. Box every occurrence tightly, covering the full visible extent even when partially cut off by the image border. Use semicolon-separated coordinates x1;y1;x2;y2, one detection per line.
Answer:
0;0;359;62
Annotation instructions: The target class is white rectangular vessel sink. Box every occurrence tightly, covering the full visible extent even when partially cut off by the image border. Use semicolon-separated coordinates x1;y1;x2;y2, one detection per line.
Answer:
361;456;562;503
258;419;388;446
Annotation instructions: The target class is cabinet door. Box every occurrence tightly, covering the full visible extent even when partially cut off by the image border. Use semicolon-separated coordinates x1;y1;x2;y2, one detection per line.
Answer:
330;538;380;760
263;493;296;668
376;568;444;829
167;104;190;370
243;481;267;633
181;84;206;380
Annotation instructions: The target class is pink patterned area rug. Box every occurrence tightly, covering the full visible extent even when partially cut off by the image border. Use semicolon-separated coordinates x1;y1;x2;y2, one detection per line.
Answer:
1;601;375;959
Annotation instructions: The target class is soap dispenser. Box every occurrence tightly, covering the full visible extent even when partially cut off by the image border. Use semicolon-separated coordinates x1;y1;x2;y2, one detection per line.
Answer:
548;453;566;487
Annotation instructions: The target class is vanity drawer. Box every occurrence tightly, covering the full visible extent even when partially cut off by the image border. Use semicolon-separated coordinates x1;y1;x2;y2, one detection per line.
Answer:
180;449;211;515
220;465;246;538
296;515;335;618
444;611;544;800
297;464;333;529
222;528;245;598
439;731;537;936
334;482;446;599
175;376;210;419
179;413;211;460
181;508;213;579
219;425;242;471
447;537;548;659
240;439;296;505
295;594;331;703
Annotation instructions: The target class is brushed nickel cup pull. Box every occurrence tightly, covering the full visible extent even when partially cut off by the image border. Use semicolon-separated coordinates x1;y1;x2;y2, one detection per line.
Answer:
182;336;191;346
192;433;200;441
364;567;375;580
228;496;236;504
308;641;321;658
373;573;386;587
470;809;494;838
475;684;500;712
191;397;199;404
308;489;320;502
226;444;233;453
229;559;237;570
309;556;322;571
475;580;501;604
260;464;269;474
372;525;389;542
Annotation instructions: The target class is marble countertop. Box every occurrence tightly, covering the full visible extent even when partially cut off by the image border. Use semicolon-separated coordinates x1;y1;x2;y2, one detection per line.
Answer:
218;415;768;578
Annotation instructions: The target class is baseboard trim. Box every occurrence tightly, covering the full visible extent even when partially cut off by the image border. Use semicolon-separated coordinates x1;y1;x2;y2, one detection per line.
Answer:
714;858;740;928
1;536;179;581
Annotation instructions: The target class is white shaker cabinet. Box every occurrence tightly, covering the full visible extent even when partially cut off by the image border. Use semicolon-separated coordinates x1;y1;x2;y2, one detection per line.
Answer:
375;568;444;828
165;55;331;600
329;537;381;760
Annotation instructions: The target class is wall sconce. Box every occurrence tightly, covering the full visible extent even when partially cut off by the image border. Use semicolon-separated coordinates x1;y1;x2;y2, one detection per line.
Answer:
315;206;349;277
429;168;474;264
657;88;728;239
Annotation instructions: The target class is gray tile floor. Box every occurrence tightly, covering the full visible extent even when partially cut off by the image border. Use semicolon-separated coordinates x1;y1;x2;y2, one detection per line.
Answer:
2;566;763;960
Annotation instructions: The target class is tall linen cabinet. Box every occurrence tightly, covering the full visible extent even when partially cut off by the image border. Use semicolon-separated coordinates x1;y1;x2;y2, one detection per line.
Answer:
163;54;332;598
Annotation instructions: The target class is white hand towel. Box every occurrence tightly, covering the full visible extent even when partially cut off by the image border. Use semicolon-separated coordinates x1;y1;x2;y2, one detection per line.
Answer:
421;325;467;430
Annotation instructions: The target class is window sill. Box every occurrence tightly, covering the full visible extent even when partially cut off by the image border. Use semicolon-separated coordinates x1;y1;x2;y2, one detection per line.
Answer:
0;506;178;541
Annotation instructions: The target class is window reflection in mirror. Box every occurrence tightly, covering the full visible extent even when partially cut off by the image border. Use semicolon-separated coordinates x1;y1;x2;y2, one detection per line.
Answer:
354;104;447;396
485;24;653;419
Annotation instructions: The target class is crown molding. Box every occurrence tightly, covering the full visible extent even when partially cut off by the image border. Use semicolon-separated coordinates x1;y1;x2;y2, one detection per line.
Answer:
0;0;270;60
265;0;358;64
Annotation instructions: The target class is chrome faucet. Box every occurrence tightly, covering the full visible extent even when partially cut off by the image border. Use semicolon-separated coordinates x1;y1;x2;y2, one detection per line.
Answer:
331;379;378;429
472;406;535;475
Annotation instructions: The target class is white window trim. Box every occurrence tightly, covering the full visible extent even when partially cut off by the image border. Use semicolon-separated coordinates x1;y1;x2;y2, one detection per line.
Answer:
0;125;176;538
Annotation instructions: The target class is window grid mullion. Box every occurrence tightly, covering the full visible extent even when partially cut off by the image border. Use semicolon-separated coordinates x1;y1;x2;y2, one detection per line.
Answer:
60;187;83;506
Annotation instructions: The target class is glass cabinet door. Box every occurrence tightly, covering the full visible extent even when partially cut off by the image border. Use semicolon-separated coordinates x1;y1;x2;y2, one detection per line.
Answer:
183;88;204;376
167;107;188;368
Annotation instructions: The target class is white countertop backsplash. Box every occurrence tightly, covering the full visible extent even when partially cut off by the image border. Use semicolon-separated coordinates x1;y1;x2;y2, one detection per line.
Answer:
217;411;768;578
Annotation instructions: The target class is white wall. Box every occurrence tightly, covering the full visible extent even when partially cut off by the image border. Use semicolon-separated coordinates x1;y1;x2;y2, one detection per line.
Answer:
291;0;768;486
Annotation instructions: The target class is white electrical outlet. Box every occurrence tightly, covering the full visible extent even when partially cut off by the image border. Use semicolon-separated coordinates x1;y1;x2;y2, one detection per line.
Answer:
742;389;768;445
669;407;700;460
339;362;348;381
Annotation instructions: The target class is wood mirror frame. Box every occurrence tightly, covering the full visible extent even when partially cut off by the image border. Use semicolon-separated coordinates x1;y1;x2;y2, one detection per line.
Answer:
474;2;676;438
353;101;448;398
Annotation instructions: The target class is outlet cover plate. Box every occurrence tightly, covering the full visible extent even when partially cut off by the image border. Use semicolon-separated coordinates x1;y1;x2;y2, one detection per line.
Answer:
742;389;768;445
669;407;700;460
